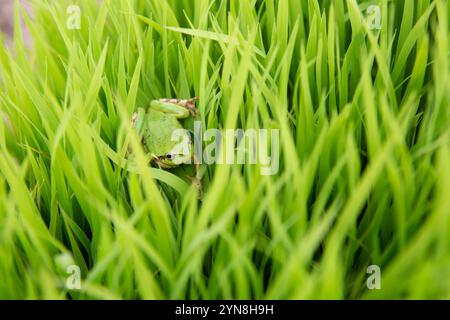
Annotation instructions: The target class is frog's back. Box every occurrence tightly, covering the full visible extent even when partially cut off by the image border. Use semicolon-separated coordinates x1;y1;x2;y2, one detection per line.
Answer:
144;109;184;155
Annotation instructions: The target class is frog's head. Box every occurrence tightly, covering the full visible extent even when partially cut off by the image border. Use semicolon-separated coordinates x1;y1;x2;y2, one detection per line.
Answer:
153;138;193;168
158;150;192;167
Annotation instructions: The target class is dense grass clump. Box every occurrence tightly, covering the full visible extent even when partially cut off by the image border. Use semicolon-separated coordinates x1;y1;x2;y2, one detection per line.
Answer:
0;0;449;299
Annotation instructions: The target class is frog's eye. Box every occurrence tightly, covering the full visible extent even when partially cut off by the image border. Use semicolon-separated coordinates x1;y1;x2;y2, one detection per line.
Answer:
166;154;173;160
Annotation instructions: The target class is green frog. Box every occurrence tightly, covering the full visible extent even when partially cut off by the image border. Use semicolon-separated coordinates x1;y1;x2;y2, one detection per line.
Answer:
131;98;198;167
130;98;202;194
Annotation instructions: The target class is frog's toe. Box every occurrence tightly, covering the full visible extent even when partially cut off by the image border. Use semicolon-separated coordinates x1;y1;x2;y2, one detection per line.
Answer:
150;154;160;165
184;102;198;117
131;112;138;126
184;97;198;107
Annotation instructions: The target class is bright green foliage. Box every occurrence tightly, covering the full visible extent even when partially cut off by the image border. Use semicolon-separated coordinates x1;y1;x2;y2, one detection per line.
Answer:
0;0;449;299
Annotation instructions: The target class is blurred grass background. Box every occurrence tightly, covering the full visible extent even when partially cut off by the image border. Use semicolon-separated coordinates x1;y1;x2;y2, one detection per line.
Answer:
0;0;31;47
0;0;449;299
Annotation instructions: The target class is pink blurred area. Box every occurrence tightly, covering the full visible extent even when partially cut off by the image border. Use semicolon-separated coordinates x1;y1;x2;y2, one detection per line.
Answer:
0;0;32;46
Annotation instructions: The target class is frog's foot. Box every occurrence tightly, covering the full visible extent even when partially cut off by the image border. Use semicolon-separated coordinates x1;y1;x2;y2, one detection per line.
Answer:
151;154;159;162
151;154;163;167
159;98;198;117
125;112;136;156
131;112;138;127
127;113;147;155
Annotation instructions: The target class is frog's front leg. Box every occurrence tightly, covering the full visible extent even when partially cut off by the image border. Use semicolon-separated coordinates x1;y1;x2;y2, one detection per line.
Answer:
129;107;147;155
152;98;198;117
131;108;147;134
